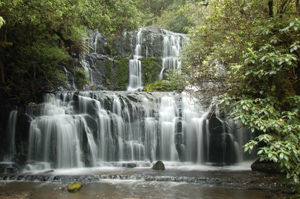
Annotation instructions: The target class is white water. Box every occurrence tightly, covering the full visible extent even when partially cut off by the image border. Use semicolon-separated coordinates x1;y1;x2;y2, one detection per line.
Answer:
4;110;18;162
127;28;185;90
159;30;185;80
20;91;256;170
77;28;185;91
3;29;255;170
128;28;143;91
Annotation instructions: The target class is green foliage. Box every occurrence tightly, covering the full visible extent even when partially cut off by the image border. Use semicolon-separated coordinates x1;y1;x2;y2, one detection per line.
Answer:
154;4;194;33
0;16;4;29
165;69;186;92
181;0;300;188
141;57;162;85
133;0;195;32
134;0;177;26
113;58;129;90
153;0;200;33
0;0;140;104
143;80;174;92
104;37;118;57
104;59;112;87
74;68;88;89
143;69;185;92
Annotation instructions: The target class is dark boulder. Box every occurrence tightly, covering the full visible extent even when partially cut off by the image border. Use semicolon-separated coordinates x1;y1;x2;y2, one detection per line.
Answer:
124;163;137;168
0;162;20;173
251;159;281;174
152;160;165;171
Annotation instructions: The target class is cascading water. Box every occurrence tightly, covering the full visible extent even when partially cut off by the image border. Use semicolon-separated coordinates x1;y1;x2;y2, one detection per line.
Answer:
17;91;256;170
181;98;207;164
2;28;256;171
27;94;84;170
3;110;18;162
159;30;185;80
159;96;179;161
80;30;103;87
74;27;185;91
128;28;143;91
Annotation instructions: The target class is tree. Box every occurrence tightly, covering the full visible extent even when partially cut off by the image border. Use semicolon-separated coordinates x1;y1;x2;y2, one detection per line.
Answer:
181;0;300;188
0;0;140;104
153;0;198;33
132;0;195;32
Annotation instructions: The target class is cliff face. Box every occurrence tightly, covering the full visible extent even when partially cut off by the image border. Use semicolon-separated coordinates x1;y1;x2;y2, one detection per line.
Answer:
0;27;186;161
79;27;185;91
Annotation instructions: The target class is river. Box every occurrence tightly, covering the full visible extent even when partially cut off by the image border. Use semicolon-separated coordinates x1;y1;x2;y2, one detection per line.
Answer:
0;164;292;198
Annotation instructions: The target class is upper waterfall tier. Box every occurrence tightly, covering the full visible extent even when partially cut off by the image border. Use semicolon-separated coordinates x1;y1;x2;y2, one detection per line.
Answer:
78;27;185;91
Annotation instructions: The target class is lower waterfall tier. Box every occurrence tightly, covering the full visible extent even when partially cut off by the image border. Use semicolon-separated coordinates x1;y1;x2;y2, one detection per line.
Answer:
4;91;256;170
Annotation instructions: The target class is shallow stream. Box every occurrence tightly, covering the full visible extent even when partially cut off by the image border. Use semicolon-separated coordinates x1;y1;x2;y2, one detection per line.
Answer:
0;180;289;199
0;164;292;199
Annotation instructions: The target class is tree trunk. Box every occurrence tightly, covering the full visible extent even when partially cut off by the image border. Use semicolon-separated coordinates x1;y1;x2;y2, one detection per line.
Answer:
279;0;290;17
268;0;274;17
296;0;300;15
0;55;4;83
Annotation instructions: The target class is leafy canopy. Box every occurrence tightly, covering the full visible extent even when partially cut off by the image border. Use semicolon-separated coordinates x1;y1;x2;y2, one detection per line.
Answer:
181;0;300;186
0;0;140;104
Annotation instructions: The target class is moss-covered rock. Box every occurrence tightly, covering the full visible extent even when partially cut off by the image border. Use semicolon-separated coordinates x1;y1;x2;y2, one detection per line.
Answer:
104;58;112;87
140;57;162;85
143;80;184;92
67;182;83;192
143;80;168;92
102;57;130;90
152;160;165;171
104;37;117;56
112;57;129;90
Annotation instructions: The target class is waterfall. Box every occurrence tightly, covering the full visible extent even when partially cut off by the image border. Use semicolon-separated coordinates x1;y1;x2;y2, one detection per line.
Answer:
128;28;143;91
20;91;256;170
2;28;256;171
159;96;179;161
3;110;18;162
180;92;211;164
159;30;185;80
75;28;185;91
27;94;84;169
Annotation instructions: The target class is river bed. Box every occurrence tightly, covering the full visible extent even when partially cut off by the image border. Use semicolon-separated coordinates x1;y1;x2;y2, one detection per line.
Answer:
0;180;290;199
0;164;293;198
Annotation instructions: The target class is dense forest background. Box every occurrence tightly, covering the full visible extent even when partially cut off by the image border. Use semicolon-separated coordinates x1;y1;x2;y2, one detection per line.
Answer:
0;0;197;105
2;0;300;194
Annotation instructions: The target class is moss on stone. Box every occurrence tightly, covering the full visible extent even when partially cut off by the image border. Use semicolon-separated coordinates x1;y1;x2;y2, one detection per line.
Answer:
112;57;129;90
104;58;112;86
143;80;184;92
104;37;117;56
152;160;165;171
74;67;88;89
102;56;170;91
140;57;162;86
67;182;82;192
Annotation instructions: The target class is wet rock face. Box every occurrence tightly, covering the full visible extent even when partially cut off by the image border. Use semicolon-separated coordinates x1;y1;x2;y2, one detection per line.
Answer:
0;100;16;160
0;163;20;173
152;161;165;171
81;27;185;90
123;163;137;168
